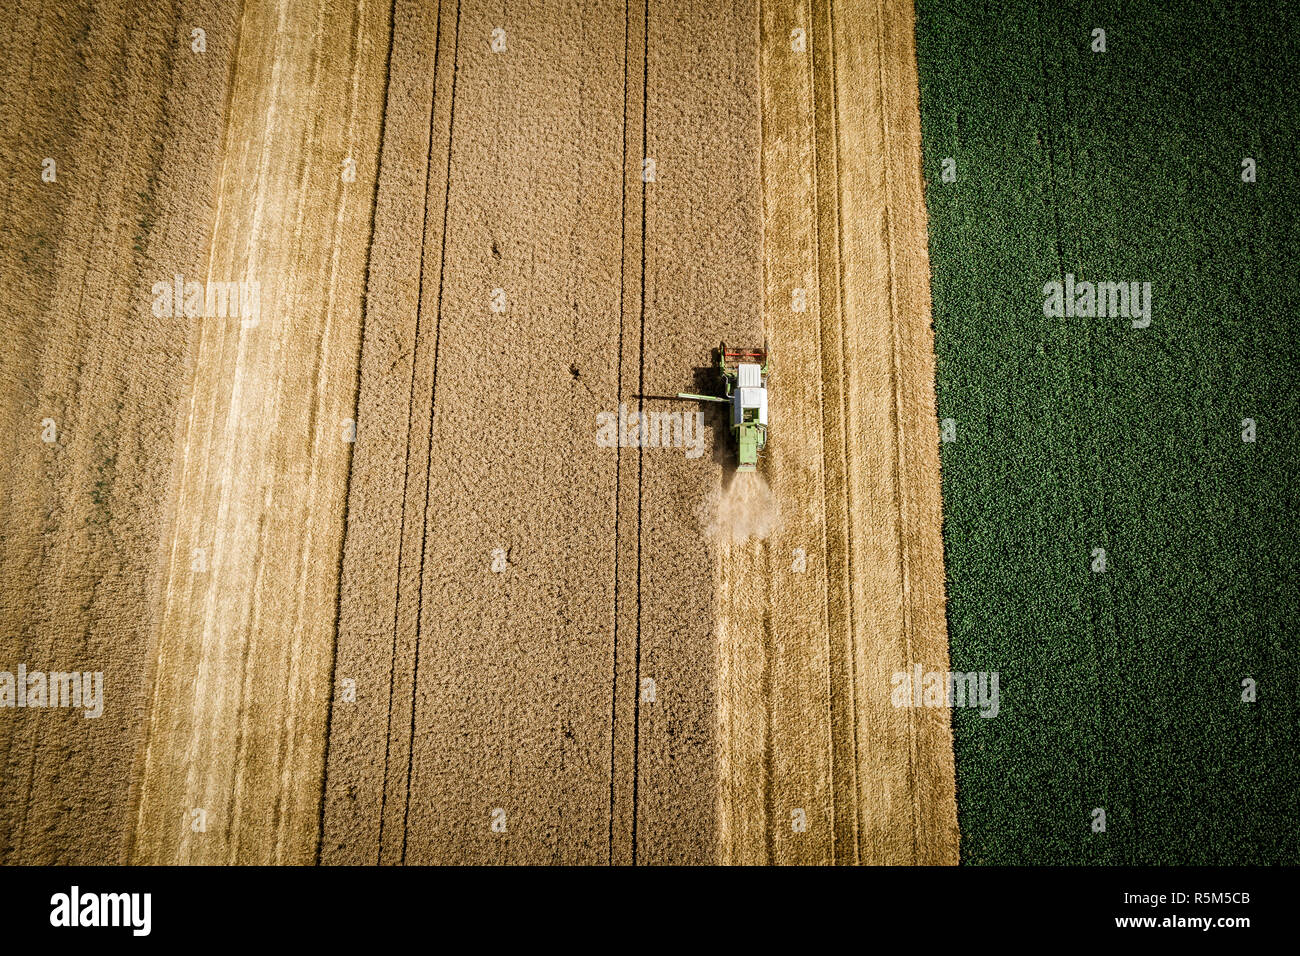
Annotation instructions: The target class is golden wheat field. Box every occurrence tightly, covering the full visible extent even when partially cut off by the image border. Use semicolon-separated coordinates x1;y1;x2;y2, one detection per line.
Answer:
0;0;954;865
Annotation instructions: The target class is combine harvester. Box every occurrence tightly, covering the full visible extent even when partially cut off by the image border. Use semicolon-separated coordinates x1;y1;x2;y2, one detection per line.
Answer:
678;342;770;472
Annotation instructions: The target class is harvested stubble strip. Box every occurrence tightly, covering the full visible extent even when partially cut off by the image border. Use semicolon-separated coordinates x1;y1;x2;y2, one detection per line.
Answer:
131;0;390;864
0;0;240;865
720;0;958;864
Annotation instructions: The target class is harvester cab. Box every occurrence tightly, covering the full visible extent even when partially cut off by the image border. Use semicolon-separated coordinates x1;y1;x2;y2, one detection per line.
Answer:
677;342;770;472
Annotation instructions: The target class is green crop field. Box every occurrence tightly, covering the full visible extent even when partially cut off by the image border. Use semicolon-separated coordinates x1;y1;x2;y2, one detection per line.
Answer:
916;0;1300;863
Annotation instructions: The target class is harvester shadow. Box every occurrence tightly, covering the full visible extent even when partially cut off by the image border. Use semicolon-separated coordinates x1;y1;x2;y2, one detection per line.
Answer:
689;360;744;488
636;360;738;485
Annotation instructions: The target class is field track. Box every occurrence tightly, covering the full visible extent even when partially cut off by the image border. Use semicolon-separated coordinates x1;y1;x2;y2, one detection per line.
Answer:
0;0;955;864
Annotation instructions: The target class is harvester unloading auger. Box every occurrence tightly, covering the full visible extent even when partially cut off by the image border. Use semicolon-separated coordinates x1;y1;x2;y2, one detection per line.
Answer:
677;342;770;472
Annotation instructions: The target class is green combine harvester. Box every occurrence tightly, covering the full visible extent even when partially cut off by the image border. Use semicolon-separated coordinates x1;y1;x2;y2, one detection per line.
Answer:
677;342;770;472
